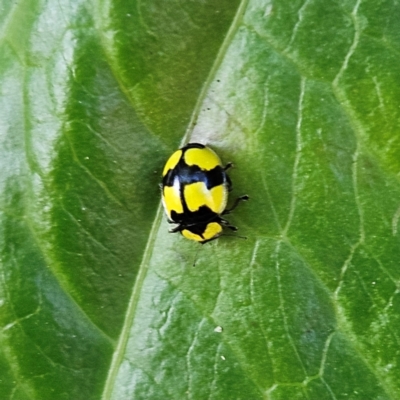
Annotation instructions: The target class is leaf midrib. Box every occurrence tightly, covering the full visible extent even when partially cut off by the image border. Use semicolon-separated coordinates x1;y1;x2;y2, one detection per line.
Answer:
100;0;251;397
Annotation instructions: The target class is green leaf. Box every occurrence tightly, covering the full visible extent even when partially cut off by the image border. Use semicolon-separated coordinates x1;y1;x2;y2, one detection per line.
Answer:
1;0;400;399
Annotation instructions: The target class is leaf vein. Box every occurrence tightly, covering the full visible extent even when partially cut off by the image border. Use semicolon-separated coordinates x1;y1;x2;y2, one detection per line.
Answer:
274;240;308;378
333;0;362;86
284;0;312;53
283;77;306;237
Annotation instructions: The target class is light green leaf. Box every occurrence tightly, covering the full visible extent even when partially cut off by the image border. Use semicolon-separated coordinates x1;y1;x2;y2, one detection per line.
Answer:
1;0;399;399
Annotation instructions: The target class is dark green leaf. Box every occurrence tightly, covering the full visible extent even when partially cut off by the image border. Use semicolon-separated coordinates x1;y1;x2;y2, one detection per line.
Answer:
1;0;399;399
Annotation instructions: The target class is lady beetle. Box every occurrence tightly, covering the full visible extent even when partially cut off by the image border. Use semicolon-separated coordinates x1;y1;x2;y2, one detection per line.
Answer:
161;143;248;243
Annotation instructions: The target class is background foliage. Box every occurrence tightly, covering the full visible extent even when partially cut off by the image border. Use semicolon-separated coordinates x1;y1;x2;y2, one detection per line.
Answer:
1;0;400;399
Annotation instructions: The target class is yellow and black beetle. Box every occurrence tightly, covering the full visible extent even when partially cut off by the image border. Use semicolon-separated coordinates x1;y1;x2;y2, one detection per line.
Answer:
161;143;248;243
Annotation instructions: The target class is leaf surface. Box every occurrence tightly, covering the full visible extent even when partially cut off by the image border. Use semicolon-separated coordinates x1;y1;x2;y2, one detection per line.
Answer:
1;0;400;399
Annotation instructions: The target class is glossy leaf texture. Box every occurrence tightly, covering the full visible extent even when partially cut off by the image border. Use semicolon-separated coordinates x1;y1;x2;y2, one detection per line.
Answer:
1;0;400;399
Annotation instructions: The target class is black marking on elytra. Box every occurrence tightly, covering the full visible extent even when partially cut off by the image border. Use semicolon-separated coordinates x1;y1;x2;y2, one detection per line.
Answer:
163;161;226;190
170;205;217;225
178;164;225;189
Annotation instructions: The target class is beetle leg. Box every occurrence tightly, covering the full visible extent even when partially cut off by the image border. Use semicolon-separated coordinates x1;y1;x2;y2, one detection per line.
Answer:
222;195;249;215
220;218;238;231
224;162;233;171
169;225;182;233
